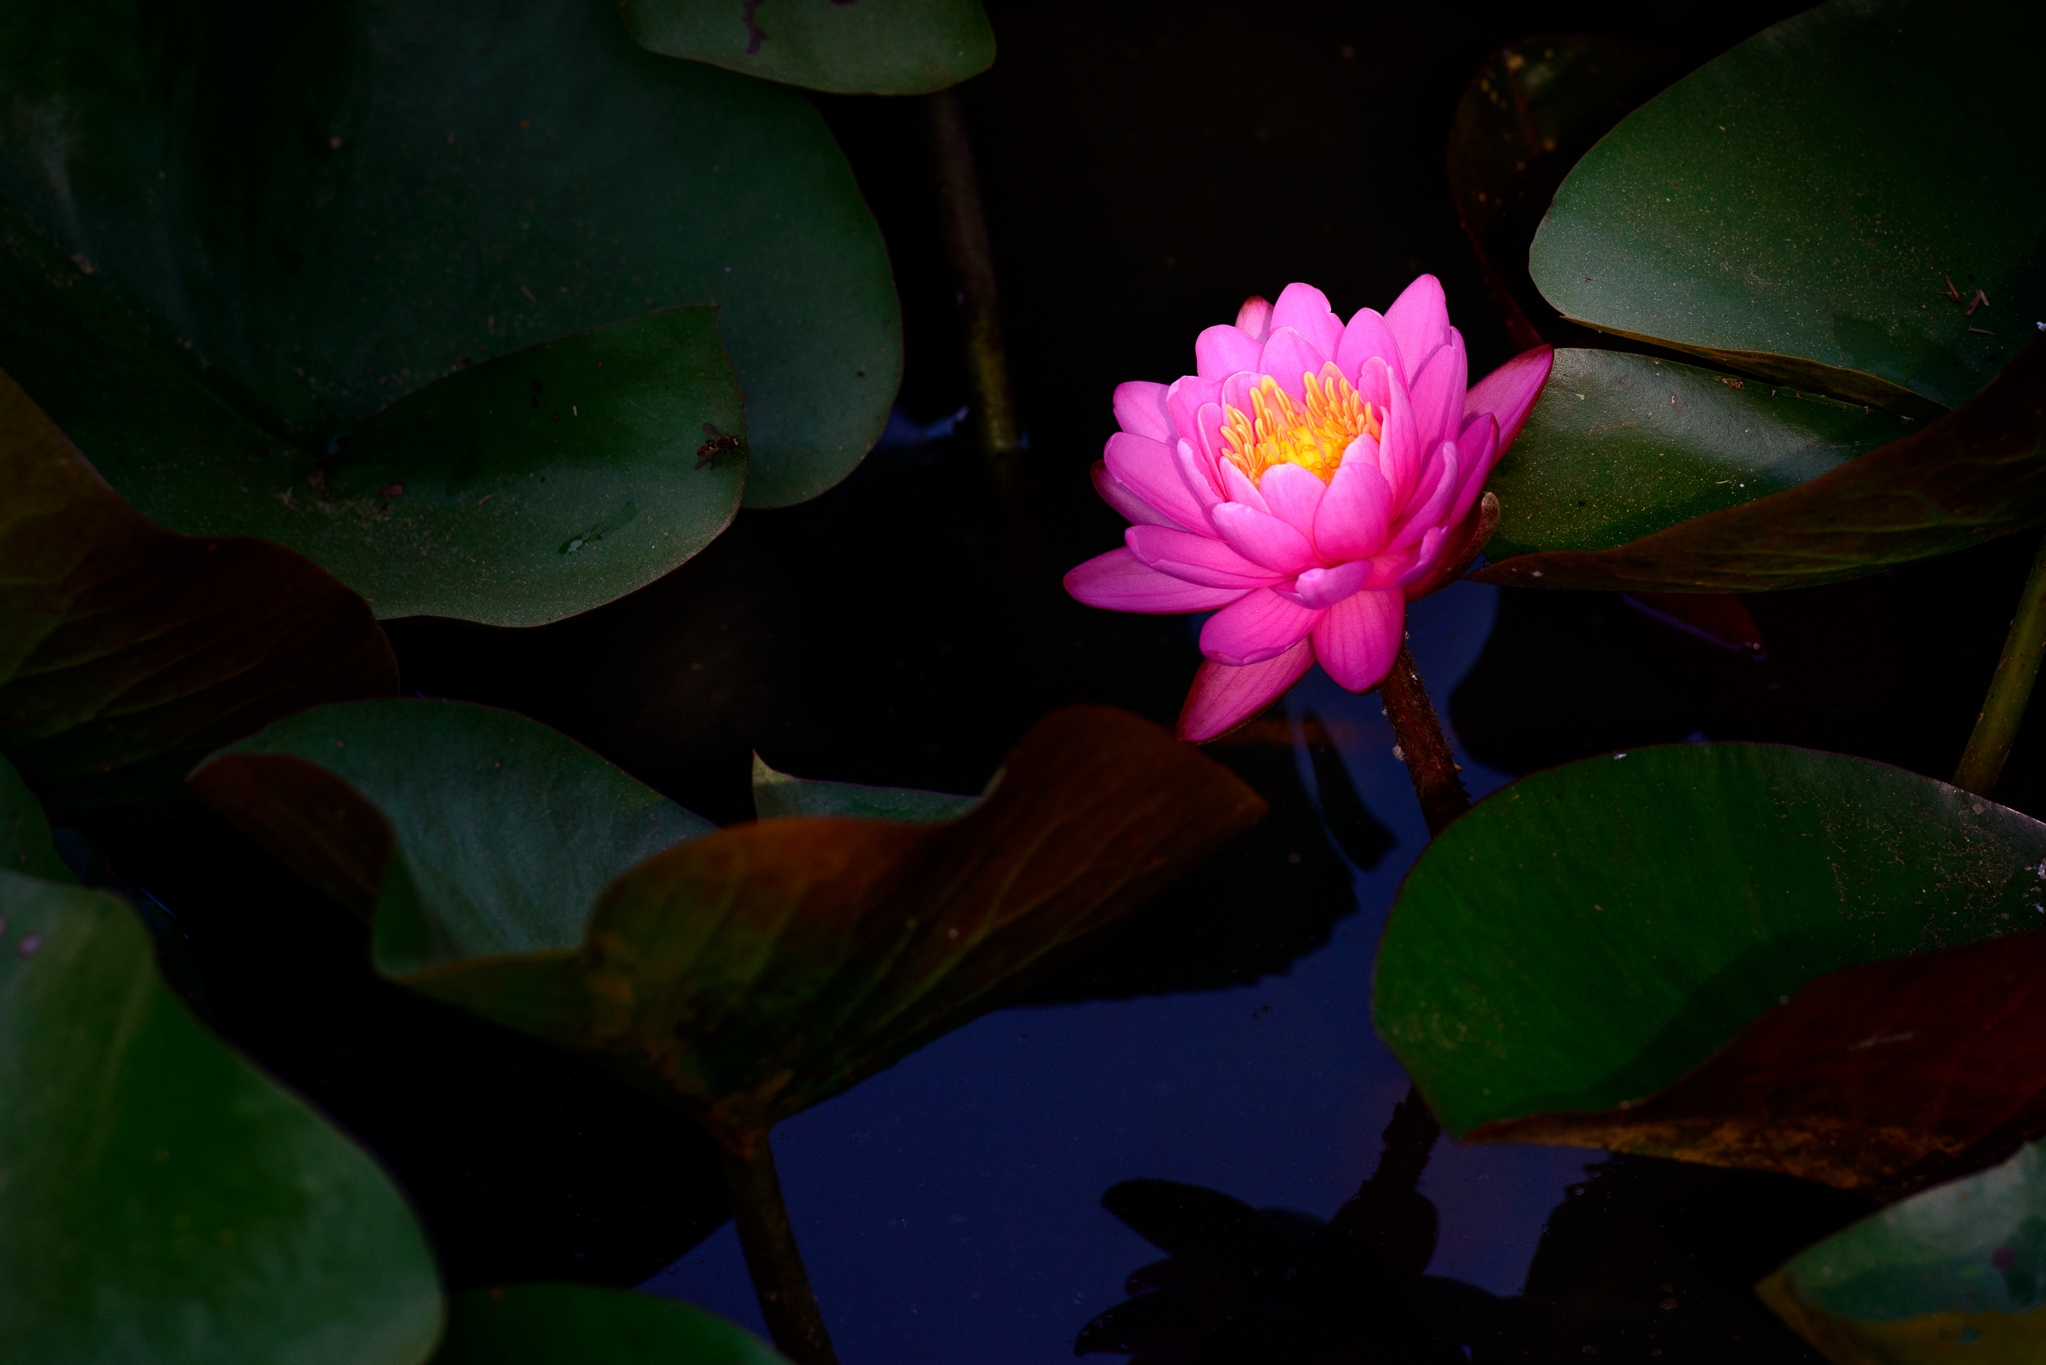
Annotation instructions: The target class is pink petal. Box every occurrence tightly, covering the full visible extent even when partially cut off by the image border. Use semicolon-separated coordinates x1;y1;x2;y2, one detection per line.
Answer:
1276;559;1374;609
1127;524;1285;588
1353;354;1392;414
1195;401;1229;465
1378;369;1423;507
1196;324;1263;380
1390;445;1458;550
1217;459;1269;516
1106;431;1208;532
1255;327;1326;399
1066;548;1251;614
1406;329;1468;449
1467;344;1555;452
1312;589;1405;691
1175;438;1225;515
1235;295;1273;340
1200;588;1325;665
1269;283;1344;359
1315;442;1393;562
1167;375;1221;441
1112;380;1173;442
1091;461;1176;528
1178;640;1315;743
1446;413;1499;526
1211;502;1319;575
1384;274;1453;383
1256;461;1326;541
1398;526;1449;593
1337;307;1401;385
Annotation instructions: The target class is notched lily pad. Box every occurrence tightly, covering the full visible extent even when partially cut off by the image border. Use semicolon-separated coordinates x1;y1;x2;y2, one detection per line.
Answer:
0;367;397;815
433;1283;784;1364
1374;742;2046;1190
621;0;995;95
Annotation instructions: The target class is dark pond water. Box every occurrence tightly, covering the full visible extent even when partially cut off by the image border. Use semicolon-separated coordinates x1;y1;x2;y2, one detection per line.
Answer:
88;0;2046;1359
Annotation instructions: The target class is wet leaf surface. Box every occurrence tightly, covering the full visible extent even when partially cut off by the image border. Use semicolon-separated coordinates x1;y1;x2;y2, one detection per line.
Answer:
1759;1139;2046;1363
1474;335;2046;592
751;752;981;823
0;0;898;613
433;1283;784;1364
1375;743;2046;1176
0;751;69;881
0;869;442;1364
622;0;993;95
1528;0;2046;412
0;368;397;816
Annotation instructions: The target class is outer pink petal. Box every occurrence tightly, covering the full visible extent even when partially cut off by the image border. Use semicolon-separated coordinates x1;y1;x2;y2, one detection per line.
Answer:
1337;307;1401;385
1315;442;1393;562
1397;526;1449;594
1384;274;1453;382
1270;283;1344;359
1255;327;1327;399
1276;559;1374;609
1406;329;1468;449
1167;375;1221;440
1446;413;1499;526
1127;524;1285;588
1256;461;1326;542
1312;589;1405;691
1200;588;1325;665
1091;461;1176;528
1178;640;1315;742
1467;344;1554;452
1211;502;1319;575
1235;295;1273;340
1106;431;1208;532
1066;548;1251;614
1389;442;1459;551
1175;438;1225;516
1112;380;1173;442
1196;324;1263;380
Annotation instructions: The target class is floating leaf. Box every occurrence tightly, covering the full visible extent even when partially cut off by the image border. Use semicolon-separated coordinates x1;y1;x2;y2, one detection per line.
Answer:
0;870;443;1364
1374;743;2046;1186
0;367;397;815
1760;1139;2046;1363
1474;335;2046;591
0;750;67;881
751;752;981;823
433;1284;784;1364
0;0;899;622
1528;0;2046;412
621;0;995;95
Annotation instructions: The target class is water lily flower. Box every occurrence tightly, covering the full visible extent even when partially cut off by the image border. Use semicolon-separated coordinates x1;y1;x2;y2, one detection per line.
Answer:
1065;277;1552;741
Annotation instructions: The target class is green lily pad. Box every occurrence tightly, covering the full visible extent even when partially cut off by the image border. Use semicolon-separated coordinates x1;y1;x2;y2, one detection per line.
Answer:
0;0;899;624
1528;0;2046;413
622;0;994;95
1760;1139;2046;1363
0;869;443;1364
0;751;68;882
750;752;982;823
0;366;398;816
433;1284;784;1364
1374;743;2046;1143
1484;349;1908;560
1474;334;2046;592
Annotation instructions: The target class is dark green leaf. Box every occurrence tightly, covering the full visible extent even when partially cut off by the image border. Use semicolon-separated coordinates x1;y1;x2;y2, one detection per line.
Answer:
751;752;981;823
1474;335;2046;591
186;699;713;954
0;367;398;816
621;0;994;95
0;870;443;1363
1484;349;1906;561
1528;0;2046;412
0;751;68;881
0;0;900;620
1374;743;2046;1148
1759;1139;2046;1362
433;1284;784;1364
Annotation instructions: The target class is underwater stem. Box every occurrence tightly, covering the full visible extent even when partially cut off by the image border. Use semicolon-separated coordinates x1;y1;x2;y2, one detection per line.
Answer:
721;1130;840;1365
1379;645;1470;838
1954;532;2046;797
922;86;1023;486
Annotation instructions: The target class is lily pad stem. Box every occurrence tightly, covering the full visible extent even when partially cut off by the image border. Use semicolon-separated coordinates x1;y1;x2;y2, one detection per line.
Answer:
922;87;1023;487
720;1131;839;1365
1379;645;1471;837
1954;531;2046;797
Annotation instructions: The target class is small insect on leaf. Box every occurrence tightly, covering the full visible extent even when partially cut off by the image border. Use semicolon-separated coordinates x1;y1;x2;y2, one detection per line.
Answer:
695;421;743;470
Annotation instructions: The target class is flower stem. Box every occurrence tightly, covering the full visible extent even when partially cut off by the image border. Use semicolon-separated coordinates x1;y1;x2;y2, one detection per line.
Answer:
1379;644;1471;837
921;87;1023;489
1955;533;2046;797
720;1129;839;1364
1366;1084;1442;1194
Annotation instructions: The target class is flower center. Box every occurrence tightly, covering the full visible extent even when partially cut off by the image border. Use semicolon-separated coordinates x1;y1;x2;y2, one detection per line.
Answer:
1219;371;1382;485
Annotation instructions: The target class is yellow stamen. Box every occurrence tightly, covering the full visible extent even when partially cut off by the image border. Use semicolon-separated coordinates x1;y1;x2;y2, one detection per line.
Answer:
1219;368;1381;485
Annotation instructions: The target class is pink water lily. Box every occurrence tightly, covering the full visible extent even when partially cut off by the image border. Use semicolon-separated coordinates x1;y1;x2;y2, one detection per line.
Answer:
1065;276;1552;742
